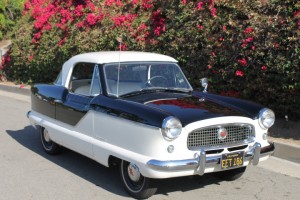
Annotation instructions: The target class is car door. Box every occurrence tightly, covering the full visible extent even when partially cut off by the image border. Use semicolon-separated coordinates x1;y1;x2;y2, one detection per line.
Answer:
55;63;101;157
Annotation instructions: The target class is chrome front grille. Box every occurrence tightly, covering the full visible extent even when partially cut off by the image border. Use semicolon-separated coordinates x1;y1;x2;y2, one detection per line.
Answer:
187;124;254;150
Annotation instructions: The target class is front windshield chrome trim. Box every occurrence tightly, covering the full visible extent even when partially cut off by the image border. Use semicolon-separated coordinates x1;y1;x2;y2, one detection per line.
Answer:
144;98;178;104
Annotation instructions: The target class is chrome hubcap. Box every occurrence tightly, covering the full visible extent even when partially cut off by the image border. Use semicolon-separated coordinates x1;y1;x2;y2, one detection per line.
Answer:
43;129;51;142
127;163;140;182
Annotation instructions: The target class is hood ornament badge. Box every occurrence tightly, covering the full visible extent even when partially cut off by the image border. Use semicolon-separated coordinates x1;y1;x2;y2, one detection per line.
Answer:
217;127;228;140
199;78;208;102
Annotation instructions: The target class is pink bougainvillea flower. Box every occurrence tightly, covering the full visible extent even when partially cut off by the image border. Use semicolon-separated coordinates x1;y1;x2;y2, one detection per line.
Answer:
207;65;212;69
152;10;166;36
141;0;153;10
197;25;204;30
252;46;255;50
235;70;244;77
244;37;254;43
74;5;84;17
86;13;97;26
28;55;34;61
237;58;247;66
261;65;267;70
104;0;115;6
132;0;139;5
114;0;123;7
120;43;127;50
196;2;204;10
222;25;227;31
76;21;85;28
181;0;187;4
210;7;217;17
244;27;253;34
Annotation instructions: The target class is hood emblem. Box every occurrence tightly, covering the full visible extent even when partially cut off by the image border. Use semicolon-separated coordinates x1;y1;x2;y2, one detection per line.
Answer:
217;128;228;140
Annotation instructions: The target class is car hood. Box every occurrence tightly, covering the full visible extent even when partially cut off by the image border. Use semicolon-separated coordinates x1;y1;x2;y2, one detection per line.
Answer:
125;91;263;126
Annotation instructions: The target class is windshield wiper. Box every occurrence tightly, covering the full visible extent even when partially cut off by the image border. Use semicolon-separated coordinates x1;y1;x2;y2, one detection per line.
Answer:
119;89;158;97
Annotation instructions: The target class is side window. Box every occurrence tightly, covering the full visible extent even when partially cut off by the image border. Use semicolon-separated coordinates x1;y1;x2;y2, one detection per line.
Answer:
173;66;189;88
54;70;62;85
70;62;100;96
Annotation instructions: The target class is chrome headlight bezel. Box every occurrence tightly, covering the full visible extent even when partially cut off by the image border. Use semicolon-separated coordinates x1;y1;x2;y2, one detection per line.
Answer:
161;116;182;140
258;108;275;129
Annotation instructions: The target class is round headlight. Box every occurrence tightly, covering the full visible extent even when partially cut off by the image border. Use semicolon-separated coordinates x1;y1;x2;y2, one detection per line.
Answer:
161;116;182;140
258;108;275;129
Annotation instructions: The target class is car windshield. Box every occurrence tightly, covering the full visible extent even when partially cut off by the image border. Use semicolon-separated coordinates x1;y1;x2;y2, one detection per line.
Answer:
103;62;193;97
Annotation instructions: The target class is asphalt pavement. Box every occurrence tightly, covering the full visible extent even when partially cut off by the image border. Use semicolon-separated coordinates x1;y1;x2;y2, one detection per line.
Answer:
1;85;300;200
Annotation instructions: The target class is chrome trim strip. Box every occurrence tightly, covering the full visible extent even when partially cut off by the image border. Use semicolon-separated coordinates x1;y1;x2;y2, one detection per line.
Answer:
147;142;267;172
245;143;261;165
197;149;206;175
146;159;199;171
189;139;255;151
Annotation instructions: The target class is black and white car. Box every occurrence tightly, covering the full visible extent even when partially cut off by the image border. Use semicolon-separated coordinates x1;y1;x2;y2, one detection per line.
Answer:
27;51;275;199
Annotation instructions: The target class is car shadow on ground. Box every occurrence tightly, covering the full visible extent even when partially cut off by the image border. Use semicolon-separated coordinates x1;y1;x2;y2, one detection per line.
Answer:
7;126;224;198
269;119;300;141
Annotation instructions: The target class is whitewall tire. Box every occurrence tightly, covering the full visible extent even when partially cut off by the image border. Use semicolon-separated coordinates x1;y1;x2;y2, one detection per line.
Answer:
120;160;157;199
40;127;61;154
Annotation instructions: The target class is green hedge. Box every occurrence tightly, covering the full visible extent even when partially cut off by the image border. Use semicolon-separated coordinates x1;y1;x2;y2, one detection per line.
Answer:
2;0;300;118
0;0;24;40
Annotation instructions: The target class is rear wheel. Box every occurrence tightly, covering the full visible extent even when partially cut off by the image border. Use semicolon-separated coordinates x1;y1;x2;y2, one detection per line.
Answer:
215;167;246;181
120;160;157;199
40;127;61;154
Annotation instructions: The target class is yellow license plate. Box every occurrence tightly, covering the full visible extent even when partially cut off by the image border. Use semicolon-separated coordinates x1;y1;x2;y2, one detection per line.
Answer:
221;152;244;169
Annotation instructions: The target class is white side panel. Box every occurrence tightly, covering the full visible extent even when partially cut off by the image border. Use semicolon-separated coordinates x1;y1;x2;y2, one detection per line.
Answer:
92;110;169;159
29;111;94;158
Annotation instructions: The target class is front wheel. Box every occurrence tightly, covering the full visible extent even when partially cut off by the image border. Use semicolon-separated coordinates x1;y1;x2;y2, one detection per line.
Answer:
120;160;157;199
215;167;246;181
40;127;61;154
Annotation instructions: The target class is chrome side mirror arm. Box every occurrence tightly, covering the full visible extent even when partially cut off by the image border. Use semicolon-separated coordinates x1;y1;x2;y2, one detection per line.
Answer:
201;78;208;93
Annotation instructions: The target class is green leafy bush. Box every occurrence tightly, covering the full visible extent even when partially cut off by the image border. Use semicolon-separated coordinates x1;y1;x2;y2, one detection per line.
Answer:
0;0;24;39
3;0;300;118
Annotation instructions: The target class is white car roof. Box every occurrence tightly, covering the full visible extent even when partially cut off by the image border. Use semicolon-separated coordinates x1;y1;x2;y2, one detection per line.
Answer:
68;51;177;64
61;51;178;87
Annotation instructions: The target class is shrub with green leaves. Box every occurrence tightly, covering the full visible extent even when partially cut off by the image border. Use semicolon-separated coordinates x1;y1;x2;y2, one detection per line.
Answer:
3;0;300;118
0;0;24;39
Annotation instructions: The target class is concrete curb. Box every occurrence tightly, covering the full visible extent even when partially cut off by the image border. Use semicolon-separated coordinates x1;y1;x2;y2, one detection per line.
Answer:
0;84;30;96
1;83;299;164
273;142;300;164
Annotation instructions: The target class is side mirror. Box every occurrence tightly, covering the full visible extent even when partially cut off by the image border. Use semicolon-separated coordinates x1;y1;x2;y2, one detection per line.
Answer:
201;78;208;93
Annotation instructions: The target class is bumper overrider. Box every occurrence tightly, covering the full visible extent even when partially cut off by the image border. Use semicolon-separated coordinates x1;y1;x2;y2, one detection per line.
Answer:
147;142;275;175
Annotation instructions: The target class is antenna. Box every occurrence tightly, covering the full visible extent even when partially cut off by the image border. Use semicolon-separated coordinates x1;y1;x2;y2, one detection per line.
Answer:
116;35;122;97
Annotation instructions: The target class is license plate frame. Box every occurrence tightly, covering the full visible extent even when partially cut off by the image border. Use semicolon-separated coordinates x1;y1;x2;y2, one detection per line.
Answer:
221;151;244;170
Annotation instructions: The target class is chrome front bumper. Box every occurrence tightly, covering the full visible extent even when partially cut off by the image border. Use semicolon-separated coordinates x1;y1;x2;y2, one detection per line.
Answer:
147;142;274;175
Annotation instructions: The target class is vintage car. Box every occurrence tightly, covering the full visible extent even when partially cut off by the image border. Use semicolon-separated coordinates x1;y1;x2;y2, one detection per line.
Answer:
27;51;275;199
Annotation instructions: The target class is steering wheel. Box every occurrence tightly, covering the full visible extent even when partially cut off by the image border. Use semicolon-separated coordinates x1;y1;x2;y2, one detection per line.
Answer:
145;76;168;87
